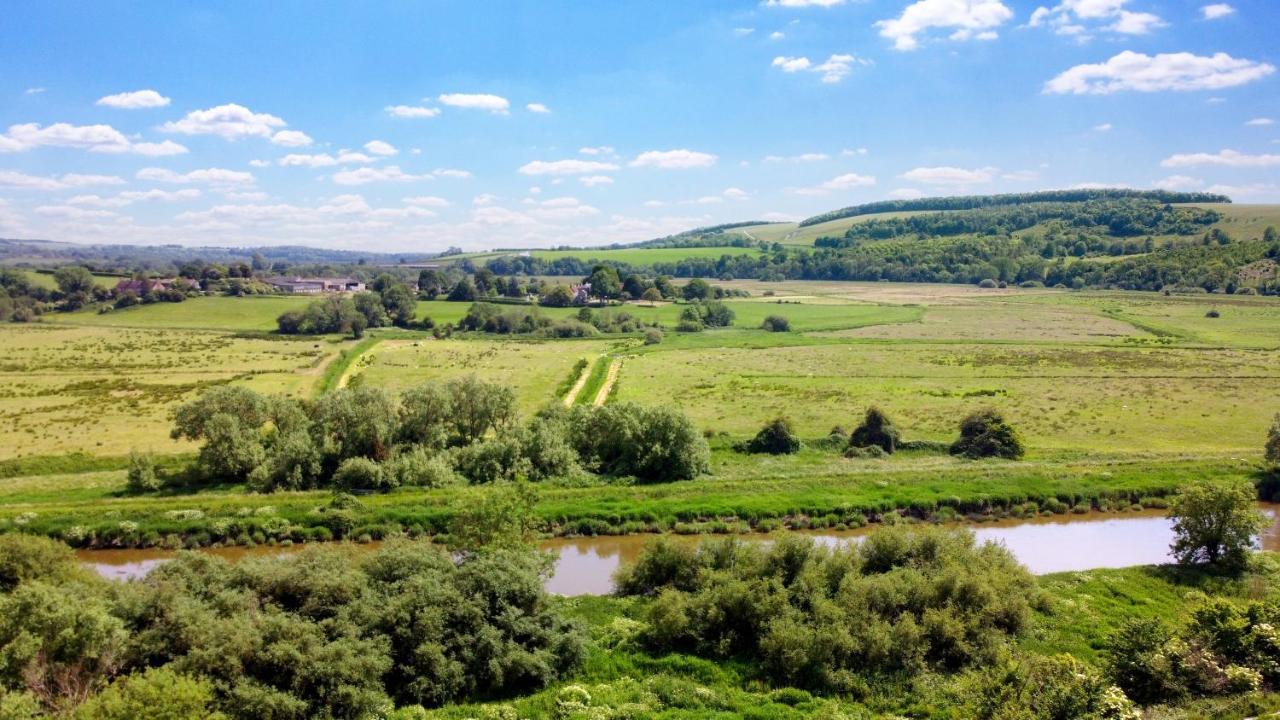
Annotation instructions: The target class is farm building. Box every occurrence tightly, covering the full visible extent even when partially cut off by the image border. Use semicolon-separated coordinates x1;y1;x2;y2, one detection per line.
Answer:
263;276;366;294
113;277;193;295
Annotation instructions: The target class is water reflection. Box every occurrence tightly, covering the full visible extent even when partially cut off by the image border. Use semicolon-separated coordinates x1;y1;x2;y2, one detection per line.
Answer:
79;506;1280;596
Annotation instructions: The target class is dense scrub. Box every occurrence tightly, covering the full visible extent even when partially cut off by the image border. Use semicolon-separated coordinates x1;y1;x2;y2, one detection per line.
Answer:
0;535;584;718
615;527;1043;692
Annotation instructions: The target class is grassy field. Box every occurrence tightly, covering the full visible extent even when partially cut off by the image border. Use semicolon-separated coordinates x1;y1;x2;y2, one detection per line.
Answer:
20;269;122;291
48;294;315;332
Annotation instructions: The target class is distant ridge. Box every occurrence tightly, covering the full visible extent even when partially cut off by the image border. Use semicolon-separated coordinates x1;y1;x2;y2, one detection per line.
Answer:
797;189;1232;228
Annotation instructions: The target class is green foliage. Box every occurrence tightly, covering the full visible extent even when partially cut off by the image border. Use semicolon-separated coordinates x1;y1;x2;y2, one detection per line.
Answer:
1267;414;1280;467
849;406;900;454
0;535;81;592
311;386;399;464
448;483;541;551
567;403;710;482
74;667;221;720
957;654;1139;720
539;284;574;307
276;295;360;335
743;417;802;455
619;527;1040;691
332;456;390;491
1168;478;1269;572
950;408;1025;459
760;315;790;332
386;447;459;488
125;449;161;492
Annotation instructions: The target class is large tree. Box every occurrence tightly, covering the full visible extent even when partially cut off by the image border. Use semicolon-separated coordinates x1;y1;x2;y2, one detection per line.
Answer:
1168;477;1270;572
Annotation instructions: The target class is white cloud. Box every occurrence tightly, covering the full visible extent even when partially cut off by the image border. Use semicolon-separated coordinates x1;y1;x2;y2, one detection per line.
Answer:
1245;117;1274;127
68;188;201;207
765;152;830;163
723;187;750;200
733;27;755;36
278;152;377;168
812;54;864;83
901;166;995;184
364;140;398;156
1201;3;1235;19
629;149;718;169
161;103;289;140
137;167;255;185
433;168;472;179
772;56;812;72
437;93;510;114
1094;122;1113;131
96;89;171;109
518;159;620;176
24;87;45;95
643;200;667;208
579;146;616;156
526;103;550;113
332;165;426;185
692;196;724;205
1152;175;1202;190
791;172;877;195
1045;51;1275;94
876;0;1013;51
270;130;313;147
385;105;440;118
403;195;451;207
249;159;271;168
528;196;600;220
1108;10;1164;34
888;188;925;199
764;0;846;6
842;147;869;156
0;122;185;155
34;205;121;221
579;175;614;187
1029;1;1165;37
770;31;786;40
0;170;126;190
1160;149;1280;168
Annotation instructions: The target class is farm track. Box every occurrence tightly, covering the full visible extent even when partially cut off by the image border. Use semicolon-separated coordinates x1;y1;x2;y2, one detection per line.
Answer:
594;358;621;406
562;357;597;406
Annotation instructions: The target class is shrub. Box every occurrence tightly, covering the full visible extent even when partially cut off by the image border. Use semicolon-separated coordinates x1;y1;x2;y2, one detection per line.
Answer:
74;667;217;720
978;278;998;288
331;457;389;491
950;408;1025;459
849;406;900;454
844;444;887;459
742;417;802;455
449;436;530;484
1168;478;1269;572
643;328;663;345
1266;413;1280;467
568;403;710;482
125;449;161;492
1205;309;1221;318
385;447;459;488
760;315;791;332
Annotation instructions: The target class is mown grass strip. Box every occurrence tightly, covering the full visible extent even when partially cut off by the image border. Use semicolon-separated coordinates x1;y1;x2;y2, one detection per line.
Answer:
573;355;612;406
315;336;379;396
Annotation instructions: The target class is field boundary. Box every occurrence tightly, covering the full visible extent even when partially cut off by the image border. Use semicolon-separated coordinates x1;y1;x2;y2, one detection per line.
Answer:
562;357;597;406
593;358;621;406
315;337;378;396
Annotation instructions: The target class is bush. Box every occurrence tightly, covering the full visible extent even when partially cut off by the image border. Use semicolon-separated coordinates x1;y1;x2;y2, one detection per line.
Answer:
449;436;529;484
742;417;802;455
1205;309;1221;318
1168;478;1269;572
74;667;218;720
331;457;390;491
385;447;459;488
568;403;710;483
978;278;999;288
126;449;161;492
844;444;887;459
643;328;663;345
760;315;790;332
1266;413;1280;467
849;406;900;454
950;408;1025;459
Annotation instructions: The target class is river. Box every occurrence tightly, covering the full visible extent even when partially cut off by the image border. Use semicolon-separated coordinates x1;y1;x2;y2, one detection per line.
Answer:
77;506;1280;596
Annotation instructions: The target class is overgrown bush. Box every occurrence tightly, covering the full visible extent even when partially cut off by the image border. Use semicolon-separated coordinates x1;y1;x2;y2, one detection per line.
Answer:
742;417;802;455
950;408;1025;459
849;406;900;454
1267;413;1280;467
568;403;710;482
760;315;790;332
1168;478;1269;572
125;450;161;492
617;527;1041;691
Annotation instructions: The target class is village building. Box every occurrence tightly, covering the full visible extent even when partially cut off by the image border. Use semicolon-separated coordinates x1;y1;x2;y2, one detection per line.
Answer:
262;276;366;294
113;277;192;295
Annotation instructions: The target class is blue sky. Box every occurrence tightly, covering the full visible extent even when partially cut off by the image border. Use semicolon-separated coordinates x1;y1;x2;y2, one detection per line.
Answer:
0;0;1276;251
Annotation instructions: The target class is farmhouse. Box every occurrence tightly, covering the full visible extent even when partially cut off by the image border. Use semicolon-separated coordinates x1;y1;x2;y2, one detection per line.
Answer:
263;276;366;294
113;277;192;295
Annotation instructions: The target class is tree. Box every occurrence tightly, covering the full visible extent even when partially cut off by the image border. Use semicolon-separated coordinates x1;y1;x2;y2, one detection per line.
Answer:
352;291;389;329
1266;413;1280;467
126;449;161;492
417;269;445;298
539;285;574;308
641;287;663;303
447;278;477;302
850;406;900;454
445;376;517;444
53;266;96;309
587;265;622;299
1168;478;1269;572
380;283;417;326
744;417;802;455
310;386;398;463
950;408;1024;459
682;278;712;301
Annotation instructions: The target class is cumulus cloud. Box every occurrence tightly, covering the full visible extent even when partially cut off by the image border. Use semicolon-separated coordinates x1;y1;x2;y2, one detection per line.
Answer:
888;188;925;199
901;166;995;184
1029;0;1165;38
403;196;451;207
96;89;171;109
1201;3;1234;19
385;105;440;118
438;93;510;114
722;187;750;200
528;196;600;220
137;167;256;185
1160;149;1280;168
791;172;877;195
0;170;126;190
270;130;313;147
765;152;830;163
0;122;186;155
161;103;291;140
733;27;755;36
1245;118;1274;127
764;0;846;6
332;165;427;185
579;175;614;187
433;168;472;179
278;151;377;168
364;140;398;156
1044;51;1275;94
518;159;620;176
526;103;550;113
770;31;786;40
772;54;871;83
1094;122;1113;131
67;188;202;207
579;146;616;157
876;0;1013;51
629;149;718;169
1152;175;1202;190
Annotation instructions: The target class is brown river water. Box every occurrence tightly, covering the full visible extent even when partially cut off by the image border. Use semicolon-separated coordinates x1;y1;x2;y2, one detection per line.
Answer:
78;506;1280;596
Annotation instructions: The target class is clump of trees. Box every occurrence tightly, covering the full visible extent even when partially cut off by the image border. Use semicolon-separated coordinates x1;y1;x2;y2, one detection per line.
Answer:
615;527;1042;691
741;417;802;455
0;534;585;718
677;300;734;332
1168;478;1269;573
167;380;709;492
950;408;1025;459
760;315;790;332
277;274;419;336
849;406;900;454
457;303;658;337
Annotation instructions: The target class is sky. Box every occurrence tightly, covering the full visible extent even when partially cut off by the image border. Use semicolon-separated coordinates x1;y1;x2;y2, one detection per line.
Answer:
0;0;1276;252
